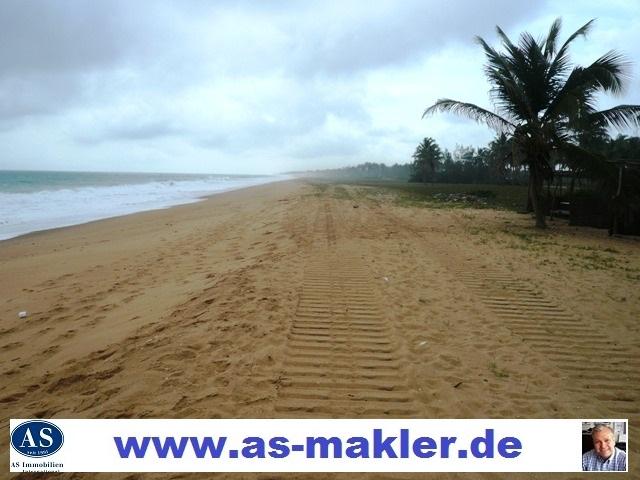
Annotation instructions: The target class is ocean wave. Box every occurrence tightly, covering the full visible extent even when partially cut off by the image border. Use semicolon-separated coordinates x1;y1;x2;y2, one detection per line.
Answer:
1;175;286;240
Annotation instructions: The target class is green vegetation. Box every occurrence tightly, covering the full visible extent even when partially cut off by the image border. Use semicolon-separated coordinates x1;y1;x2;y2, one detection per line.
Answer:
331;185;352;200
410;134;527;185
340;181;528;211
467;220;637;275
567;251;620;271
410;137;443;183
310;182;328;193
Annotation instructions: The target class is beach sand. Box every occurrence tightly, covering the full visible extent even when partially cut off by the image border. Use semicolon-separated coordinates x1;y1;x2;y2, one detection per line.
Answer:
1;180;638;479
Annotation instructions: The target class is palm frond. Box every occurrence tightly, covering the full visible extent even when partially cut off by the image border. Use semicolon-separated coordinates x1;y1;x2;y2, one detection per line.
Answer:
590;105;640;129
556;19;595;55
423;99;516;132
492;28;530;77
476;35;516;75
543;18;562;59
583;50;630;95
476;35;533;120
517;32;551;112
543;67;590;121
544;52;630;121
494;27;523;63
547;19;595;83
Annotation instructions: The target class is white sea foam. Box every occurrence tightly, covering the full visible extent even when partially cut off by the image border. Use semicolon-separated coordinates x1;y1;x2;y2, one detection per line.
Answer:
0;175;287;241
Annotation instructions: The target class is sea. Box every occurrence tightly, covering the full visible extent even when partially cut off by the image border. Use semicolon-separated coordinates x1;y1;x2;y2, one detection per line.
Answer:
0;170;287;241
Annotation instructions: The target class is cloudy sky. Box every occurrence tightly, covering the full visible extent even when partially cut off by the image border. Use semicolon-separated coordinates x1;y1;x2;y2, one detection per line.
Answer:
0;0;638;174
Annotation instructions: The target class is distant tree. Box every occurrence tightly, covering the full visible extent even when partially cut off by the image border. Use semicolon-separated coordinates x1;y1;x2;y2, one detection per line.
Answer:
423;18;640;228
410;137;442;182
439;149;462;183
452;145;474;163
486;133;515;183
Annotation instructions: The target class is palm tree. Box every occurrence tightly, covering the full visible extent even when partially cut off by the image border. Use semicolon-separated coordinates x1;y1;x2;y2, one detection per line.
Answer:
423;18;640;228
410;137;443;182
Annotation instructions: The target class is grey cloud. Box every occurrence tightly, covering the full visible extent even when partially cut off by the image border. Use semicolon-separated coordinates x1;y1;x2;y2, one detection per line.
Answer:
0;0;133;76
369;126;419;145
0;0;542;125
193;115;329;155
2;0;638;174
0;1;175;121
75;119;183;145
286;0;547;76
289;135;363;160
196;132;231;150
106;121;183;141
193;83;371;153
0;73;82;121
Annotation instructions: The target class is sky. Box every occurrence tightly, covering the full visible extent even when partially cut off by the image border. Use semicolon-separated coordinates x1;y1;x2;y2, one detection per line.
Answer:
0;0;639;175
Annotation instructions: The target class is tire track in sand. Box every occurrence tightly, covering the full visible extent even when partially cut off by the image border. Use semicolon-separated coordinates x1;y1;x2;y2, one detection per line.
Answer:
379;208;639;417
450;265;640;415
276;200;418;417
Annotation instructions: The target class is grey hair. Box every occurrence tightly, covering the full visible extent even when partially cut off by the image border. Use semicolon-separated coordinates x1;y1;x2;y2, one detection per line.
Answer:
592;424;615;437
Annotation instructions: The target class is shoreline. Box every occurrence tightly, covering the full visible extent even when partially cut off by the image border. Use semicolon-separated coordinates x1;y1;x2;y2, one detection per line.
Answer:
1;176;293;244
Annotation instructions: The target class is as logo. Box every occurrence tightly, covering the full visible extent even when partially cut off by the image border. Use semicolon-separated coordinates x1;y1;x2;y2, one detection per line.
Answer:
11;421;64;457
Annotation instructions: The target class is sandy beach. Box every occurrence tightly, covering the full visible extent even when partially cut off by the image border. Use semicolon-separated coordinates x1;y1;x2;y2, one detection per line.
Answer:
2;180;639;479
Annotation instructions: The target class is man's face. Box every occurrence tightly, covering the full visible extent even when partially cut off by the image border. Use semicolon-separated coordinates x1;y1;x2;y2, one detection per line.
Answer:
593;430;616;460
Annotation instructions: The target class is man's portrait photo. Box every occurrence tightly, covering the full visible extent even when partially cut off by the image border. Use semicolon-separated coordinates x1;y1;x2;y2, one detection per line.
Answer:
582;422;627;472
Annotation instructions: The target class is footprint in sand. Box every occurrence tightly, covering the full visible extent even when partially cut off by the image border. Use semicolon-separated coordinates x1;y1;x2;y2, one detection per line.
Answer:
57;329;77;340
39;345;60;357
1;341;23;351
85;315;106;327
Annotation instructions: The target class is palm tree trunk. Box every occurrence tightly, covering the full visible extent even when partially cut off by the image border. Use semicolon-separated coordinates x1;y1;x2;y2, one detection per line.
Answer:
529;164;547;228
525;175;534;212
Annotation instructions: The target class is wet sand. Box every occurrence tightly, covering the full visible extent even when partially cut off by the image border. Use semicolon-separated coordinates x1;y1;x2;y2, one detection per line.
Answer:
1;180;638;479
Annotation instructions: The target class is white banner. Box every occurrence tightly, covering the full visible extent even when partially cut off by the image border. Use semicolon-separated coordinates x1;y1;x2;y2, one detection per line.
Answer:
9;419;627;473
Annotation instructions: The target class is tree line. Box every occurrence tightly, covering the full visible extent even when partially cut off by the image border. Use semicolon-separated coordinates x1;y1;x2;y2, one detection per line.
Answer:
410;134;640;186
410;134;526;184
308;132;640;188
